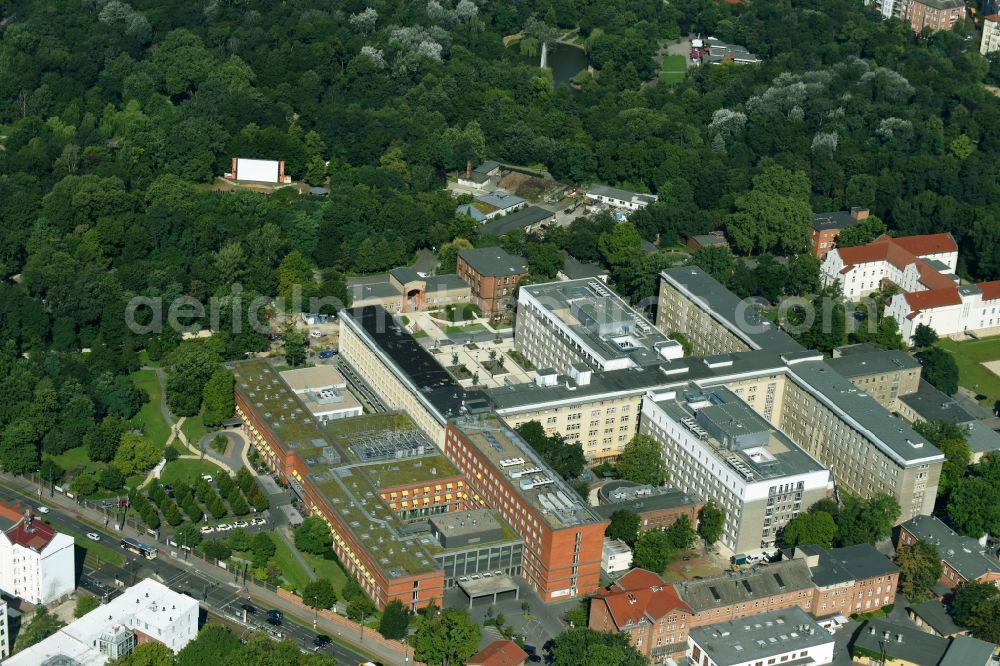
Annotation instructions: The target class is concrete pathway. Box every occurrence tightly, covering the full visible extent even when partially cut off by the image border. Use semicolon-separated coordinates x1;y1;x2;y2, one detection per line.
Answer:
197;429;247;475
277;525;316;586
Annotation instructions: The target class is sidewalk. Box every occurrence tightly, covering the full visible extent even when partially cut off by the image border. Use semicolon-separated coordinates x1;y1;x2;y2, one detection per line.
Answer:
0;472;413;666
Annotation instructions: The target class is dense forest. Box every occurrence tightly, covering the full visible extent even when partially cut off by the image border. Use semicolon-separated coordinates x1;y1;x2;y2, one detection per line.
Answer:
3;0;1000;473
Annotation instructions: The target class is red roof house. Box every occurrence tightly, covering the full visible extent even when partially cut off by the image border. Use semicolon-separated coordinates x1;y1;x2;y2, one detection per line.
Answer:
467;639;529;666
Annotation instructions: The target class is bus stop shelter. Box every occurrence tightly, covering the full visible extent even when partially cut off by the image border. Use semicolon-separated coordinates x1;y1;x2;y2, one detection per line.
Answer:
456;575;520;609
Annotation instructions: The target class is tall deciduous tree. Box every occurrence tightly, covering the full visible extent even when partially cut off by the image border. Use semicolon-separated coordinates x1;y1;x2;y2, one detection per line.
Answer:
413;608;481;666
202;368;235;428
615;434;668;487
921;347;959;395
895;541;942;601
698;501;726;545
293;516;332;556
378;599;410;639
606;509;640;547
780;511;837;548
549;627;647;666
633;529;672;573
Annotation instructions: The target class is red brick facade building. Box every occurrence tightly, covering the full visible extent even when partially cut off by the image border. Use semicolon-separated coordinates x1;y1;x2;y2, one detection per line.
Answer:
456;247;527;321
810;207;868;258
443;418;608;601
898;515;1000;591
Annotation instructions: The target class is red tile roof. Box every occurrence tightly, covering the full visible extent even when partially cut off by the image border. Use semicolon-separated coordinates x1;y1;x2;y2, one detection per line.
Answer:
979;281;1000;301
884;233;956;257
597;568;691;630
4;514;57;551
903;288;962;311
467;640;529;666
915;260;956;290
837;234;956;272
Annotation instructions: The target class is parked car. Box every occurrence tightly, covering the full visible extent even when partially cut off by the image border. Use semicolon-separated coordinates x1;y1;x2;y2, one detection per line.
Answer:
233;520;249;528
309;330;322;339
36;506;50;514
86;532;101;541
200;526;214;534
215;524;231;532
250;517;267;526
318;350;334;359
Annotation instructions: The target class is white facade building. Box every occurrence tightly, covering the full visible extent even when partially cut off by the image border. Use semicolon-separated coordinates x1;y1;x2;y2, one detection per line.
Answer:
230;157;289;183
586;184;658;211
601;538;633;575
1;598;9;661
820;232;1000;343
0;511;75;605
982;15;1000;55
639;386;831;554
820;233;958;300
516;279;683;376
688;607;834;666
279;366;364;422
5;579;199;666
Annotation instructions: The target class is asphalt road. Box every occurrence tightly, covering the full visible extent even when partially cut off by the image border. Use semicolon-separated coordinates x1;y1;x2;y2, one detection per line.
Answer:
0;483;374;666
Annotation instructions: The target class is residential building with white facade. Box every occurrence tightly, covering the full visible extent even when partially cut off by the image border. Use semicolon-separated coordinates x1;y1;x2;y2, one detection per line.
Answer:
688;607;834;666
601;538;633;575
983;15;1000;55
5;579;199;666
0;509;75;605
586;184;658;211
819;233;959;300
818;232;1000;342
639;384;831;554
515;279;682;377
1;598;9;662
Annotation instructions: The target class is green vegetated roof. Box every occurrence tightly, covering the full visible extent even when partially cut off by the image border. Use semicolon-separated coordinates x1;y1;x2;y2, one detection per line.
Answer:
233;359;465;578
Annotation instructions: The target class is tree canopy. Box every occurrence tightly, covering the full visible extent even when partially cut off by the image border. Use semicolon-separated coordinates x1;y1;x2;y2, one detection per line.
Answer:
615;434;668;487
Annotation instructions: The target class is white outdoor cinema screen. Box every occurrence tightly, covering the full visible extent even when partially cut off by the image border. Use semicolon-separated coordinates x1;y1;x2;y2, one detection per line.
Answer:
236;158;280;182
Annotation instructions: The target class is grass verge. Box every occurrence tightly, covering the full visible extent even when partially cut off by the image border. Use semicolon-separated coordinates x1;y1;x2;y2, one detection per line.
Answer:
936;336;1000;407
131;369;172;445
159;458;227;485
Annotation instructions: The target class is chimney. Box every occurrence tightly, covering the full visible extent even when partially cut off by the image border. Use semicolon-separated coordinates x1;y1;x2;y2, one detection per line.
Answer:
850;207;869;221
278;160;286;182
466;160;473;178
231;156;237;177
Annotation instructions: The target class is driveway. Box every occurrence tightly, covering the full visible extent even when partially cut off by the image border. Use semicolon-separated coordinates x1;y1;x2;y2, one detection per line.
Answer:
197;429;248;474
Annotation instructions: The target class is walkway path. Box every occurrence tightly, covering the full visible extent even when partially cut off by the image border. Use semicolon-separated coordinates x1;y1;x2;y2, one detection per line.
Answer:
196;429;247;475
278;526;316;584
142;366;176;429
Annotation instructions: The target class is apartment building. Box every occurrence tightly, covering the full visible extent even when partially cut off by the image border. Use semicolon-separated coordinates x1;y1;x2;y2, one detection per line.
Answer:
640;385;831;553
898;514;1000;591
516;279;682;376
594;482;702;534
853;619;996;666
5;579;198;666
589;569;693;662
826;344;921;412
887;280;1000;343
444;416;608;601
810;207;868;258
0;507;75;605
983;15;1000;55
901;0;964;32
689;607;834;666
657;266;804;357
456;247;528;320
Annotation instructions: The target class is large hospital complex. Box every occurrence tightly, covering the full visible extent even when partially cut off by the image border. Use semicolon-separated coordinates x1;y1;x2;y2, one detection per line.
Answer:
229;262;974;611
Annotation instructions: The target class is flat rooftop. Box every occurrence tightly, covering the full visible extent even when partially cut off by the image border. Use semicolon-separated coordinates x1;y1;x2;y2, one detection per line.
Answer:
826;347;920;378
452;415;604;531
689;606;830;666
660;266;804;353
521;279;679;369
234;359;463;577
678;559;814;613
899;379;974;424
341;306;488;422
650;384;826;482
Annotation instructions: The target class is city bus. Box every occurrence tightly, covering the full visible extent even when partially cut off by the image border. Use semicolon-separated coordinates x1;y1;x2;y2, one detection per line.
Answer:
120;537;157;559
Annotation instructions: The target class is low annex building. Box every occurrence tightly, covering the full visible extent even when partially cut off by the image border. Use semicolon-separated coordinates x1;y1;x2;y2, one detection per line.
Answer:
809;207;869;258
688;606;834;666
349;266;471;314
5;579;198;666
0;504;74;605
594;481;702;534
586;184;657;212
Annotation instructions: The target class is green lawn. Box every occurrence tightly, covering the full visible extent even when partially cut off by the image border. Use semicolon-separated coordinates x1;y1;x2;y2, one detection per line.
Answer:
159;458;226;485
302;551;350;595
131;369;172;446
181;411;211;449
47;446;91;474
936;336;1000;407
660;55;687;85
268;532;310;593
445;323;485;334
